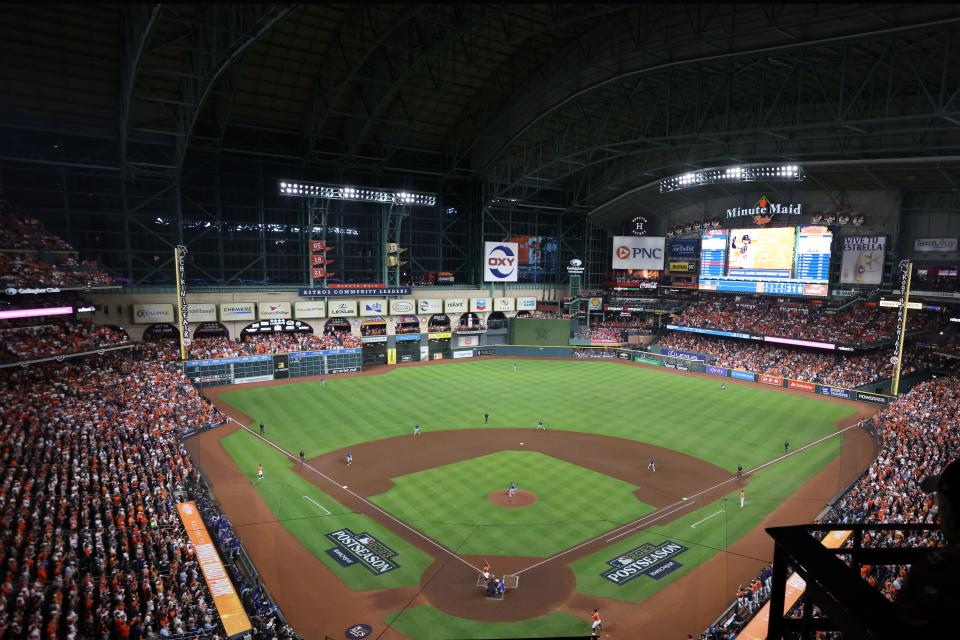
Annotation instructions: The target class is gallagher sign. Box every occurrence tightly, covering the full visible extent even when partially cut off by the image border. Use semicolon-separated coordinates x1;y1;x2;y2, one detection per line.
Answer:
611;236;665;270
325;529;400;575
483;241;519;282
602;540;688;585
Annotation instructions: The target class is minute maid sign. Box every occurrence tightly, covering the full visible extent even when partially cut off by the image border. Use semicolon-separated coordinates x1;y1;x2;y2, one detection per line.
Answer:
602;540;688;585
725;195;802;222
325;528;400;575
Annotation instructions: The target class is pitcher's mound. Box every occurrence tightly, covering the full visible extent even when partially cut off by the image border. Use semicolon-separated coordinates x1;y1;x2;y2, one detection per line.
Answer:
488;489;537;508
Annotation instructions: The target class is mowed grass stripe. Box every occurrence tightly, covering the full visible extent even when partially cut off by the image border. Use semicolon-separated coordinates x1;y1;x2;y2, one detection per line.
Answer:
219;360;856;472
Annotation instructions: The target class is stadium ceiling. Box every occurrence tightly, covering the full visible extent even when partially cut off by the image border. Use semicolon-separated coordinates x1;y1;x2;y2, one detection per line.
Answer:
1;3;960;228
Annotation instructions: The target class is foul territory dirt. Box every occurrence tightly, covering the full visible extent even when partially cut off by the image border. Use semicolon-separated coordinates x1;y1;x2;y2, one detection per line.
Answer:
195;357;879;639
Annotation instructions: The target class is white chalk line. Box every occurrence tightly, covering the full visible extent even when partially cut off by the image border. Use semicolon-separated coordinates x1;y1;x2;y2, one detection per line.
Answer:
690;510;724;529
228;417;480;574
303;495;331;515
515;418;871;575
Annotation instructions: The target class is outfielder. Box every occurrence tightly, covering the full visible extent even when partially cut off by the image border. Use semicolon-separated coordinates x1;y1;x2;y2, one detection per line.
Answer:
740;488;746;509
721;382;727;391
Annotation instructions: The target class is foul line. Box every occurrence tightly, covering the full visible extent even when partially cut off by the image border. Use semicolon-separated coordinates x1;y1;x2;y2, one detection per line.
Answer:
690;510;724;529
303;495;331;515
516;418;870;575
227;417;480;574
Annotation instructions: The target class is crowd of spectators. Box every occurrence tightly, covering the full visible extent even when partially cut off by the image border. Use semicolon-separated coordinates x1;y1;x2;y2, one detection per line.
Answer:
659;332;953;389
671;298;933;346
577;327;622;343
704;375;960;639
521;310;570;319
1;320;129;363
0;201;116;288
0;343;233;639
188;331;361;360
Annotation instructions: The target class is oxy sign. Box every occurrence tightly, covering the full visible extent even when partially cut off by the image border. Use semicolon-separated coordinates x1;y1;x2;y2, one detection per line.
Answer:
483;241;519;282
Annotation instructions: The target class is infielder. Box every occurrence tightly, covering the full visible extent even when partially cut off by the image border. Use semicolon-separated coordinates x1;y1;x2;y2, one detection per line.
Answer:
414;423;421;436
257;463;263;480
346;450;353;466
537;420;545;431
484;412;489;424
647;457;656;472
591;608;603;632
739;488;746;508
507;481;517;501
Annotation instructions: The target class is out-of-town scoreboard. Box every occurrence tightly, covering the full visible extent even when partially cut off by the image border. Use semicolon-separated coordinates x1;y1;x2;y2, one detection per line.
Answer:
183;348;361;387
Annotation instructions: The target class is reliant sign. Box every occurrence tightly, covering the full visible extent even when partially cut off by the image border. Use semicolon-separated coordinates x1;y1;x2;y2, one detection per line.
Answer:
602;540;688;585
725;195;802;219
324;529;400;575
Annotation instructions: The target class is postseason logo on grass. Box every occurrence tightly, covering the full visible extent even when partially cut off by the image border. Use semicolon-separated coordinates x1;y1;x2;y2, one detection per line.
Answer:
602;540;688;585
325;529;400;575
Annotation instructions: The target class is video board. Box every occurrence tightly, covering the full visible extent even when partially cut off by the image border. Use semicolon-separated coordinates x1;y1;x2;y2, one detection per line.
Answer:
699;226;832;297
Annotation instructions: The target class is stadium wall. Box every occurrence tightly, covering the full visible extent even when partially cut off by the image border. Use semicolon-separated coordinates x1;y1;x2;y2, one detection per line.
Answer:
508;318;574;346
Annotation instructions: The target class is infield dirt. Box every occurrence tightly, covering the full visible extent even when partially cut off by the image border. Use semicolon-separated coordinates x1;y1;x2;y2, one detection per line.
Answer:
194;357;879;639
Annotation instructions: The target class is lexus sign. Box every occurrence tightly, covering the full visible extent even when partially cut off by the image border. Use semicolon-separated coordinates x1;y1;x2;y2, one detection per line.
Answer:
612;236;665;270
483;241;519;282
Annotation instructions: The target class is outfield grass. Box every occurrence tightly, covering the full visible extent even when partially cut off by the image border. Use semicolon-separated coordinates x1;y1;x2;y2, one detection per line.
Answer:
219;359;857;474
369;450;656;557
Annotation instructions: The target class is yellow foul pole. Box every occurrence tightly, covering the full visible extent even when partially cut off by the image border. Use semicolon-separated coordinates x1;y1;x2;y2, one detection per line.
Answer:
174;246;188;362
890;260;913;396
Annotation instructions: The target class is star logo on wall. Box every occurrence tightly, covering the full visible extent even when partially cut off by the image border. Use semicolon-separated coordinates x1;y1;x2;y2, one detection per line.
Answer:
534;326;550;343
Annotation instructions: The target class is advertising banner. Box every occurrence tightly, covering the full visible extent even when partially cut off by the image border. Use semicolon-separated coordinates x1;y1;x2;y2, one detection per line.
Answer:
516;296;538;311
470;298;490;312
294;300;326;319
324;528;400;575
428;332;452;339
272;353;289;380
299;286;410;297
855;391;889;405
453;349;474;359
788;380;816;392
361;335;388;343
219;303;256;322
840;236;886;285
668;239;699;259
360;300;387;317
395;334;421;341
612;236;666;270
457;334;480;347
661;349;707;362
176;502;252;637
444;298;468;313
666;324;752;340
588;297;603;310
759;374;784;387
417;298;443;314
601;540;689;585
731;370;756;381
258;301;291;320
636;356;662;366
328;300;358;317
764;335;835;351
914;237;958;252
668;262;691;273
133;303;175;324
186;303;217;323
389;299;416;315
706;365;729;376
817;385;852;399
493;297;515;311
483;241;519;282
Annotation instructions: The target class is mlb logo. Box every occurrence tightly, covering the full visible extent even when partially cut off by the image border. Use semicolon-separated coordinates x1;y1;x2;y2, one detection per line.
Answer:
617;556;632;566
357;535;375;545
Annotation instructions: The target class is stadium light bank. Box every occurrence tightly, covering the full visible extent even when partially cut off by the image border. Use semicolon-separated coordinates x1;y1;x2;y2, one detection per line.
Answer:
278;180;437;206
659;164;804;193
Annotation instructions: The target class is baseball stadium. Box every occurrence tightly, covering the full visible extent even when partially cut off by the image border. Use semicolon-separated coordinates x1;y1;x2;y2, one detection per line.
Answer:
1;4;959;640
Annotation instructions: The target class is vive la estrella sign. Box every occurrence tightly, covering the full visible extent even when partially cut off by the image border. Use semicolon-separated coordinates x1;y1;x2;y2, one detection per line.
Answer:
602;540;688;585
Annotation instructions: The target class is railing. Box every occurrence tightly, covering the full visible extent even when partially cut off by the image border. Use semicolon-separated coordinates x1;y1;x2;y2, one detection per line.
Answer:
764;523;941;639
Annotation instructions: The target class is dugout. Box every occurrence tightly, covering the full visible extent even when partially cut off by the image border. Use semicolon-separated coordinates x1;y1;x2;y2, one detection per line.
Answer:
360;317;388;365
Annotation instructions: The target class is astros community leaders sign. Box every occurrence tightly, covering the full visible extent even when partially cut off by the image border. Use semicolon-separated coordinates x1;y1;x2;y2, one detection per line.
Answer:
603;540;689;585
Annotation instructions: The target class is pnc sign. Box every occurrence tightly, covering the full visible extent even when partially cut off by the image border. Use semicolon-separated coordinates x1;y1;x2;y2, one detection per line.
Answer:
611;236;666;270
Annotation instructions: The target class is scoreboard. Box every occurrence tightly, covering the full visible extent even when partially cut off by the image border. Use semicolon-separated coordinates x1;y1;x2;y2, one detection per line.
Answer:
699;226;832;297
184;348;362;388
